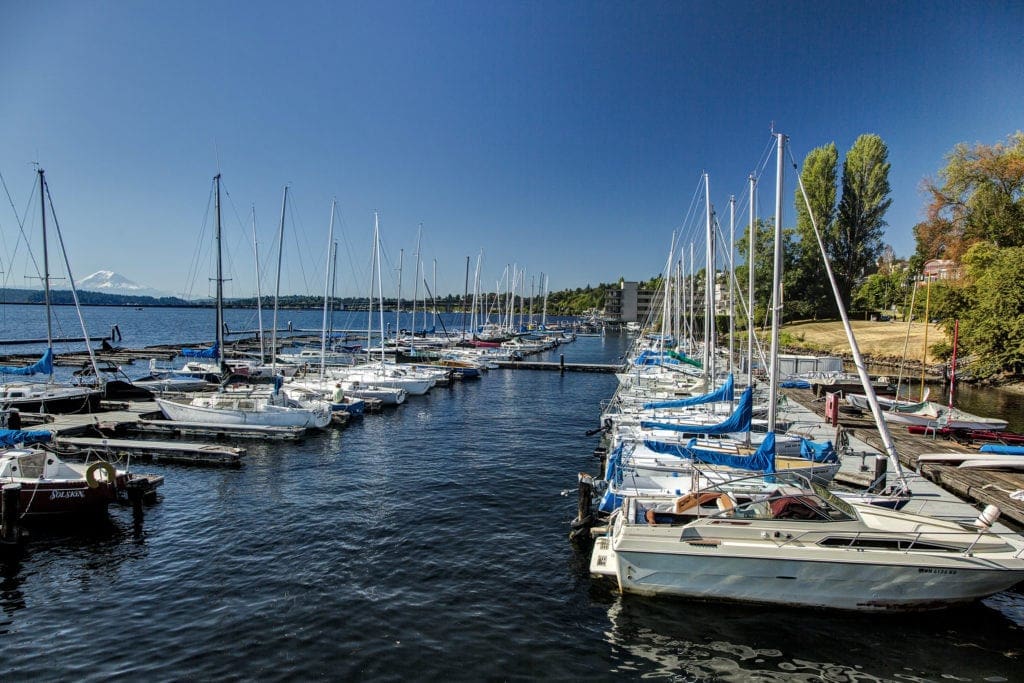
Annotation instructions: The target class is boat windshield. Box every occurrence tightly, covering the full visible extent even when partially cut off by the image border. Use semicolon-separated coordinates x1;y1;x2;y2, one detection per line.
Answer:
725;487;857;522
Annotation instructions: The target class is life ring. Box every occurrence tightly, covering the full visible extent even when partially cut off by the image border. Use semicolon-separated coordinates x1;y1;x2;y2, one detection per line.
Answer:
86;461;117;489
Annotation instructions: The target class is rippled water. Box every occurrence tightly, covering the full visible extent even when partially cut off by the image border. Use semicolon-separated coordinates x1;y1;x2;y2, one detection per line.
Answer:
1;307;1022;680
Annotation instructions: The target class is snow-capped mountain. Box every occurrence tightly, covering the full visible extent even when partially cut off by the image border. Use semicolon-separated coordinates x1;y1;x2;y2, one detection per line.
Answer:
75;270;173;298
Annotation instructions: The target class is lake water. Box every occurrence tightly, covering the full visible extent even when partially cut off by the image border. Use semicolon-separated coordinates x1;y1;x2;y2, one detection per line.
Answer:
1;306;1022;681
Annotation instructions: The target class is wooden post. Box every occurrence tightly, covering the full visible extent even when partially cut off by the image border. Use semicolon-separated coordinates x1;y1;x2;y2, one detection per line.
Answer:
870;455;888;493
559;354;565;375
2;483;22;545
127;478;148;520
570;473;594;539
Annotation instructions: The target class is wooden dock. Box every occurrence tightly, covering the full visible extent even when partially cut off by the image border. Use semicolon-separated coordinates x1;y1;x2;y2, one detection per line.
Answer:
56;435;245;467
125;419;306;441
781;386;1024;529
494;360;623;373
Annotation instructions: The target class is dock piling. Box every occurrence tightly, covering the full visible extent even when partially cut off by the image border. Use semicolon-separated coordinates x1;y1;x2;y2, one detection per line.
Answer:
127;478;148;520
2;483;23;546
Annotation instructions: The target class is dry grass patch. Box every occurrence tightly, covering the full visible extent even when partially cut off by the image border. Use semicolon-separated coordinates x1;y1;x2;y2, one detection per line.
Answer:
776;320;947;364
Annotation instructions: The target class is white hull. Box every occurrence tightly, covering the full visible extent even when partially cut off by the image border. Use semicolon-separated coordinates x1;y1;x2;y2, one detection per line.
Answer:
156;396;330;428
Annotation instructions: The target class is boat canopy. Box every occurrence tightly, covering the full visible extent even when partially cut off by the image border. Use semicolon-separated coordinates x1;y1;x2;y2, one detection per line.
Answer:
640;386;753;435
0;348;53;376
182;343;219;359
633;349;678;366
800;438;838;463
0;429;53;447
642;374;733;410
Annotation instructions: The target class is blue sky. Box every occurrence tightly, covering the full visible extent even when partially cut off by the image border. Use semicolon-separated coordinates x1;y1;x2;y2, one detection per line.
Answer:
2;1;1021;299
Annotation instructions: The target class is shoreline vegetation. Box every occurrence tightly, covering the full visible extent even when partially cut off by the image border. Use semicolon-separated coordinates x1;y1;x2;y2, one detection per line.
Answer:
775;319;1024;391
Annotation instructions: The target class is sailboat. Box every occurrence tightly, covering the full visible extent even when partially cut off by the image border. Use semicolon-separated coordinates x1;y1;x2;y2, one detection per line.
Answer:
0;169;101;414
591;133;1024;611
155;175;330;430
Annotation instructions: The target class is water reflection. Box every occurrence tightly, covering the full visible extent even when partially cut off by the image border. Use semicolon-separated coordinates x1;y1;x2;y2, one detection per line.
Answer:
600;591;1022;681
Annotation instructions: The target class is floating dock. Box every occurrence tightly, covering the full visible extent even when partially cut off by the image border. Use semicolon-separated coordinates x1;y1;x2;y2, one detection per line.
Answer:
57;435;245;467
126;419;306;441
494;360;623;373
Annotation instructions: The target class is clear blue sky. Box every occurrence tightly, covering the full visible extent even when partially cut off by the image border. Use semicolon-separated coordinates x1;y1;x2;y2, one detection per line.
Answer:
2;1;1022;299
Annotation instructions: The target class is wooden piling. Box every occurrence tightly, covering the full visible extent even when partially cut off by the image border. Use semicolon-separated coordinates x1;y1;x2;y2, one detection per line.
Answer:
2;483;22;546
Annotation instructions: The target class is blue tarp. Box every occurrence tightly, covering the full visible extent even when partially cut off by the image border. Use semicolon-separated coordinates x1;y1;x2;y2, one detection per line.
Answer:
181;343;219;358
633;349;679;366
0;429;53;447
978;444;1024;455
800;438;838;462
780;380;811;389
640;386;753;435
642;432;777;474
0;348;53;376
598;444;625;513
643;374;734;410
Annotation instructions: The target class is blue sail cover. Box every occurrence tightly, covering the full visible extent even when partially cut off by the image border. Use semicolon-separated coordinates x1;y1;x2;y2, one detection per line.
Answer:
0;348;53;376
642;432;776;474
181;343;219;358
642;374;734;410
0;429;53;447
800;438;838;462
633;349;679;366
598;444;625;512
978;444;1024;455
640;386;753;435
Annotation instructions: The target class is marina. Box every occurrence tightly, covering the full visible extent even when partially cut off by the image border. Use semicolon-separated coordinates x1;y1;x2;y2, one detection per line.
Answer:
0;306;1021;678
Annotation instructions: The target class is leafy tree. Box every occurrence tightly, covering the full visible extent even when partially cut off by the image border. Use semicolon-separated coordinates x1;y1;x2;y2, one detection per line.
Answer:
833;134;892;308
947;243;1024;378
792;143;839;318
914;132;1024;262
853;267;909;315
735;218;797;327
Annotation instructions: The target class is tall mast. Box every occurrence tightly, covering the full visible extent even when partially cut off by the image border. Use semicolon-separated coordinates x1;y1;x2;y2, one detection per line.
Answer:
432;258;437;329
747;173;756;389
367;214;376;355
688;243;695;351
38;169;53;365
214;174;225;372
766;133;784;433
728;194;736;378
412;226;422;338
375;214;386;364
328;240;338;338
270;184;288;375
461;256;470;338
395;247;404;341
704;173;716;383
319;199;336;380
251;205;265;361
541;274;549;328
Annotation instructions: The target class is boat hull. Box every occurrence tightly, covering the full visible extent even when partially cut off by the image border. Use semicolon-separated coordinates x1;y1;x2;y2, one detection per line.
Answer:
613;542;1024;612
155;397;330;428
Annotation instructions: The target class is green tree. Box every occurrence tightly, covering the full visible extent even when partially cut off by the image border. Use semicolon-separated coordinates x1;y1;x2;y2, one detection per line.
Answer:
792;143;839;319
735;218;797;327
833;134;892;308
915;131;1024;262
950;243;1024;378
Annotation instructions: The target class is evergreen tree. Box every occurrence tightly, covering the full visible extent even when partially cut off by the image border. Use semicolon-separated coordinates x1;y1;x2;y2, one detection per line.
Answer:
833;134;892;308
792;143;839;318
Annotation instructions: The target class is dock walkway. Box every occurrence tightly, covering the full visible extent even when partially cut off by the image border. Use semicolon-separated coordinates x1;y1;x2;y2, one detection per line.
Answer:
780;387;1024;529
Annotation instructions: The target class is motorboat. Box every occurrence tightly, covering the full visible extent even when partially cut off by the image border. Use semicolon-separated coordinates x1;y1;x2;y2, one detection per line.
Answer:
591;477;1024;611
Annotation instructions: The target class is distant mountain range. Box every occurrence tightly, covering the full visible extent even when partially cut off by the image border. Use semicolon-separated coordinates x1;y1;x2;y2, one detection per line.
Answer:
75;270;174;299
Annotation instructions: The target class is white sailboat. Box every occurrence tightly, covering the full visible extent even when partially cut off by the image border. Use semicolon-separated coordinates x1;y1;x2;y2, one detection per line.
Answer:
155;174;330;430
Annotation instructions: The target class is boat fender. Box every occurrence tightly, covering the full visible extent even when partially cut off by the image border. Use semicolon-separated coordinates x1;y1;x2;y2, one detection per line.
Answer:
86;461;117;489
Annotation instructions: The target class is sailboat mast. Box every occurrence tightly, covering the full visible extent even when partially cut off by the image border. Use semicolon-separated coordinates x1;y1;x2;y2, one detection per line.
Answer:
214;174;225;371
270;185;288;375
251;205;265;361
747;174;756;393
328;241;338;338
412;226;422;339
541;274;549;328
395;248;404;342
728;194;736;378
688;243;695;351
367;214;377;355
375;215;386;364
766;133;784;433
461;256;470;338
319;199;337;380
703;174;713;377
38;169;54;373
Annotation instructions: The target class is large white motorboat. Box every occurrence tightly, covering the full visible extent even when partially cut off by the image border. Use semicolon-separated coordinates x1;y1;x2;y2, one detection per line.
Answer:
590;479;1024;611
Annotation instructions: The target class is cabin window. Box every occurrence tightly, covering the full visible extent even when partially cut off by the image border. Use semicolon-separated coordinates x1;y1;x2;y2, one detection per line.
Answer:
817;537;958;552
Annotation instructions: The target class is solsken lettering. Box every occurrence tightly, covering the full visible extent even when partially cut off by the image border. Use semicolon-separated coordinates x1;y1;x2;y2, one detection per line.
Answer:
49;490;86;500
